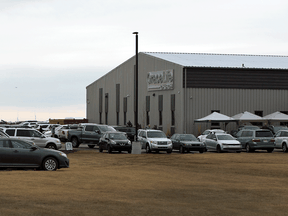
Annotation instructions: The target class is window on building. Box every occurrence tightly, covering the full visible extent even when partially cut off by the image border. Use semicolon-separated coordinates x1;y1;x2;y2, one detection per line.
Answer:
146;111;150;126
105;93;108;124
211;110;220;128
171;110;175;126
171;94;175;126
280;111;288;126
146;96;150;126
116;112;119;125
253;111;263;126
159;95;163;126
123;97;127;126
99;113;102;124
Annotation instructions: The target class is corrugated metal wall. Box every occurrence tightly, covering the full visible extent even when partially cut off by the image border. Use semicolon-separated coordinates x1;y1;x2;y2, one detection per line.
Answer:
87;53;288;137
186;88;288;135
86;53;185;136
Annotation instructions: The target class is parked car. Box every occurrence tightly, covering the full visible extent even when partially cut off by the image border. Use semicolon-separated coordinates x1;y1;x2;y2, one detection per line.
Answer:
197;129;226;142
274;130;288;152
67;123;116;148
99;131;132;153
1;128;62;150
57;124;79;141
113;126;136;141
267;125;288;135
235;129;275;152
0;130;10;138
231;125;260;137
0;137;69;171
137;129;172;153
204;133;242;153
170;133;205;153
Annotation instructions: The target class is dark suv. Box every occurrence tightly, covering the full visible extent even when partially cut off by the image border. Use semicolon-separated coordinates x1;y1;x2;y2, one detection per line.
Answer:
99;131;132;153
236;129;275;152
113;126;135;141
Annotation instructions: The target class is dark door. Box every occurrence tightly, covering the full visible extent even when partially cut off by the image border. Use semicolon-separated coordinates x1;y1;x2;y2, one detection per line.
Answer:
7;140;40;167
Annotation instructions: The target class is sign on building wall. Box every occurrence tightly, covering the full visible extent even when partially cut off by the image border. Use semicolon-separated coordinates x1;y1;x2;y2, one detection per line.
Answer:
147;69;174;91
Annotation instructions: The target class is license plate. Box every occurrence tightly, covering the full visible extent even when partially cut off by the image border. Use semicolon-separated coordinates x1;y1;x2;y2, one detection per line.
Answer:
263;140;268;142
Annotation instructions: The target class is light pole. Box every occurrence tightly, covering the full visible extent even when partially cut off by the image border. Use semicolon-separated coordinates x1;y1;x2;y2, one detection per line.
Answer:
133;32;138;141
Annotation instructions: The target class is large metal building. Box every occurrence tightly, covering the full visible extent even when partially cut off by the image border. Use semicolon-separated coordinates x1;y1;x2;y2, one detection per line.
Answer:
86;52;288;136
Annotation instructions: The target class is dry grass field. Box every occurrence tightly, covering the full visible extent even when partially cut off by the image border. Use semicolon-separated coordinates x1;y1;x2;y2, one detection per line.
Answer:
1;150;288;216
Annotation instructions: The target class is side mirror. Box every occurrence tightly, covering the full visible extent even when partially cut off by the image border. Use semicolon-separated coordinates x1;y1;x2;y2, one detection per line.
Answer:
41;135;46;138
31;146;38;151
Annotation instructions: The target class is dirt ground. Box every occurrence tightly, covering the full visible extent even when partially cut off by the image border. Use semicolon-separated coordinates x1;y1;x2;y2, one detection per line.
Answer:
1;150;288;216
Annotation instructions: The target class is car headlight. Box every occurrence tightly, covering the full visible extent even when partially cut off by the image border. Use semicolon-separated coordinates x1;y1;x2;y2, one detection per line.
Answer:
168;141;172;145
110;140;116;144
150;141;157;144
59;152;67;158
128;140;131;144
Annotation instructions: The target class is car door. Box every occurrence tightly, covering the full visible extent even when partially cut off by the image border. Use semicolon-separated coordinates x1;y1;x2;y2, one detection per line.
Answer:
9;139;40;167
210;134;218;150
0;139;14;166
205;134;213;150
274;131;282;148
236;131;252;148
137;131;145;148
170;134;177;150
100;133;108;150
28;130;47;148
83;125;101;143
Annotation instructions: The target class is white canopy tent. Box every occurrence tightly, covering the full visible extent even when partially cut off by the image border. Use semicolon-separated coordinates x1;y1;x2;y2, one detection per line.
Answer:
232;111;264;122
263;111;288;121
194;112;235;123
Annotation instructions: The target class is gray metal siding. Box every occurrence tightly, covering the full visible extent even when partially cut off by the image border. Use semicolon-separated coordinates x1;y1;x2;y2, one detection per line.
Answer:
86;53;185;135
186;88;288;135
184;67;288;89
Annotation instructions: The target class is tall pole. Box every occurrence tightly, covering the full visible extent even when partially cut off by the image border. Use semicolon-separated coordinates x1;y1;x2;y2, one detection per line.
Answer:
133;32;138;141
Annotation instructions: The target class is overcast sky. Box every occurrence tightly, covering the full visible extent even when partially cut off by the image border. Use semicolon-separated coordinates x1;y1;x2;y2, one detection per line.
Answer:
0;0;287;122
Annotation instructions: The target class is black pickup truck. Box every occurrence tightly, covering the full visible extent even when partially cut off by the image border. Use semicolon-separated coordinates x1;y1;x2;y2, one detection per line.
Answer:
67;123;116;148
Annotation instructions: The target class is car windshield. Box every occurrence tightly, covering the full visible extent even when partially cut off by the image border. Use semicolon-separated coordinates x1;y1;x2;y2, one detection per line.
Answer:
179;134;198;141
0;131;9;138
109;133;127;140
217;134;235;140
256;131;273;137
98;125;116;132
147;131;166;138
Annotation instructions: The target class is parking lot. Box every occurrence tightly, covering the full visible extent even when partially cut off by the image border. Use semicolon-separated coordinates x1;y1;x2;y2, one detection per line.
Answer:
1;144;288;216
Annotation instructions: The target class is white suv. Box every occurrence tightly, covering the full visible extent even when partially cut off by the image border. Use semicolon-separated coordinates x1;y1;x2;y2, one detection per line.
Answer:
137;129;172;153
2;128;62;150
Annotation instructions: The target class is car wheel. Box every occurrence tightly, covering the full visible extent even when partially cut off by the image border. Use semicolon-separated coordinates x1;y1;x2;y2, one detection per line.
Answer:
246;144;251;153
88;145;95;149
43;157;58;171
99;147;103;152
71;137;79;148
217;145;222;153
236;151;241;153
46;143;57;150
167;150;172;154
282;143;287;152
128;149;131;154
179;146;184;153
146;144;151;153
108;145;112;153
267;148;274;153
199;150;204;153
